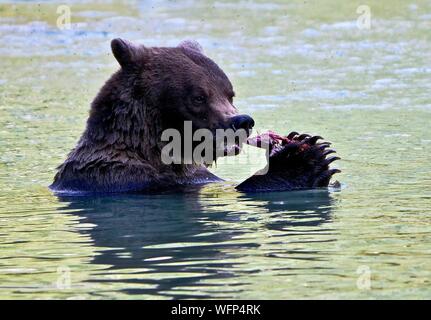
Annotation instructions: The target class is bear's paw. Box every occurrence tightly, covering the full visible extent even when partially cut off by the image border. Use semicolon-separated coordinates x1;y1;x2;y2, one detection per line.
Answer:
235;131;340;192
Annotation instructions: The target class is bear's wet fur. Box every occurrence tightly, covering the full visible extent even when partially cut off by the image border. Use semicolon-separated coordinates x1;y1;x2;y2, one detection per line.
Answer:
51;38;340;194
51;39;242;193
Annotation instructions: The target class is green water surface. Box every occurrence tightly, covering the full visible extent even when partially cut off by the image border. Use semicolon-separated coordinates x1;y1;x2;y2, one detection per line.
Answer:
0;0;430;299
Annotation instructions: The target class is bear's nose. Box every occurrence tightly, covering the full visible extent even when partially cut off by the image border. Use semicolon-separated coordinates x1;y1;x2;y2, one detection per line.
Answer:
230;114;255;132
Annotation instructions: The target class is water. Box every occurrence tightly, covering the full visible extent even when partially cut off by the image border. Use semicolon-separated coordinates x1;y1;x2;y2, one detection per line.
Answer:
0;0;430;299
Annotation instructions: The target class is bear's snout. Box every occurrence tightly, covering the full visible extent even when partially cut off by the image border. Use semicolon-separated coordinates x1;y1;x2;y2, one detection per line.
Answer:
230;114;255;134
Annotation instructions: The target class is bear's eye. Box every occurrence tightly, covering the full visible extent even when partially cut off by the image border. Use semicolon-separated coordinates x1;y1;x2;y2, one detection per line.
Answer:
228;91;235;103
192;95;206;105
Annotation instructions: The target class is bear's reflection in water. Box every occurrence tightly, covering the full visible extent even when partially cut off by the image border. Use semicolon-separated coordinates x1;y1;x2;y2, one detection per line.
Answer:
56;185;335;299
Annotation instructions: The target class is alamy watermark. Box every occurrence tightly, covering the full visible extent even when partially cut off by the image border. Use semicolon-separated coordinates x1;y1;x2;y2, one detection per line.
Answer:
356;5;371;30
56;265;71;289
56;5;72;30
160;121;271;174
356;265;372;290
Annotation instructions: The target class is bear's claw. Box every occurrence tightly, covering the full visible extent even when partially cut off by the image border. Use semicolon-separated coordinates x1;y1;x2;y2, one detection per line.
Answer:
287;131;299;139
313;169;341;188
322;149;336;156
306;135;323;145
236;131;341;192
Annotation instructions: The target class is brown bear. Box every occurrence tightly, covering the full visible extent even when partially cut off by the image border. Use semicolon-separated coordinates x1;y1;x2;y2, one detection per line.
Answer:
50;38;339;193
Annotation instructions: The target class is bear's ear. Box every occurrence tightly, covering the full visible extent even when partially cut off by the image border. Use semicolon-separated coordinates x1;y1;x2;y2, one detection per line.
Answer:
111;38;142;68
178;40;204;54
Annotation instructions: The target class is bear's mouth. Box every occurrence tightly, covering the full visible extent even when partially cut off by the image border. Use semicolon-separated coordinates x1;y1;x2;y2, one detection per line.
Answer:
217;133;249;157
215;130;284;159
218;127;252;157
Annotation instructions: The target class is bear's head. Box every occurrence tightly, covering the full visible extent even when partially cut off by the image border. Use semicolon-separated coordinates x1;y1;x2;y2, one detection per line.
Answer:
85;38;254;166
